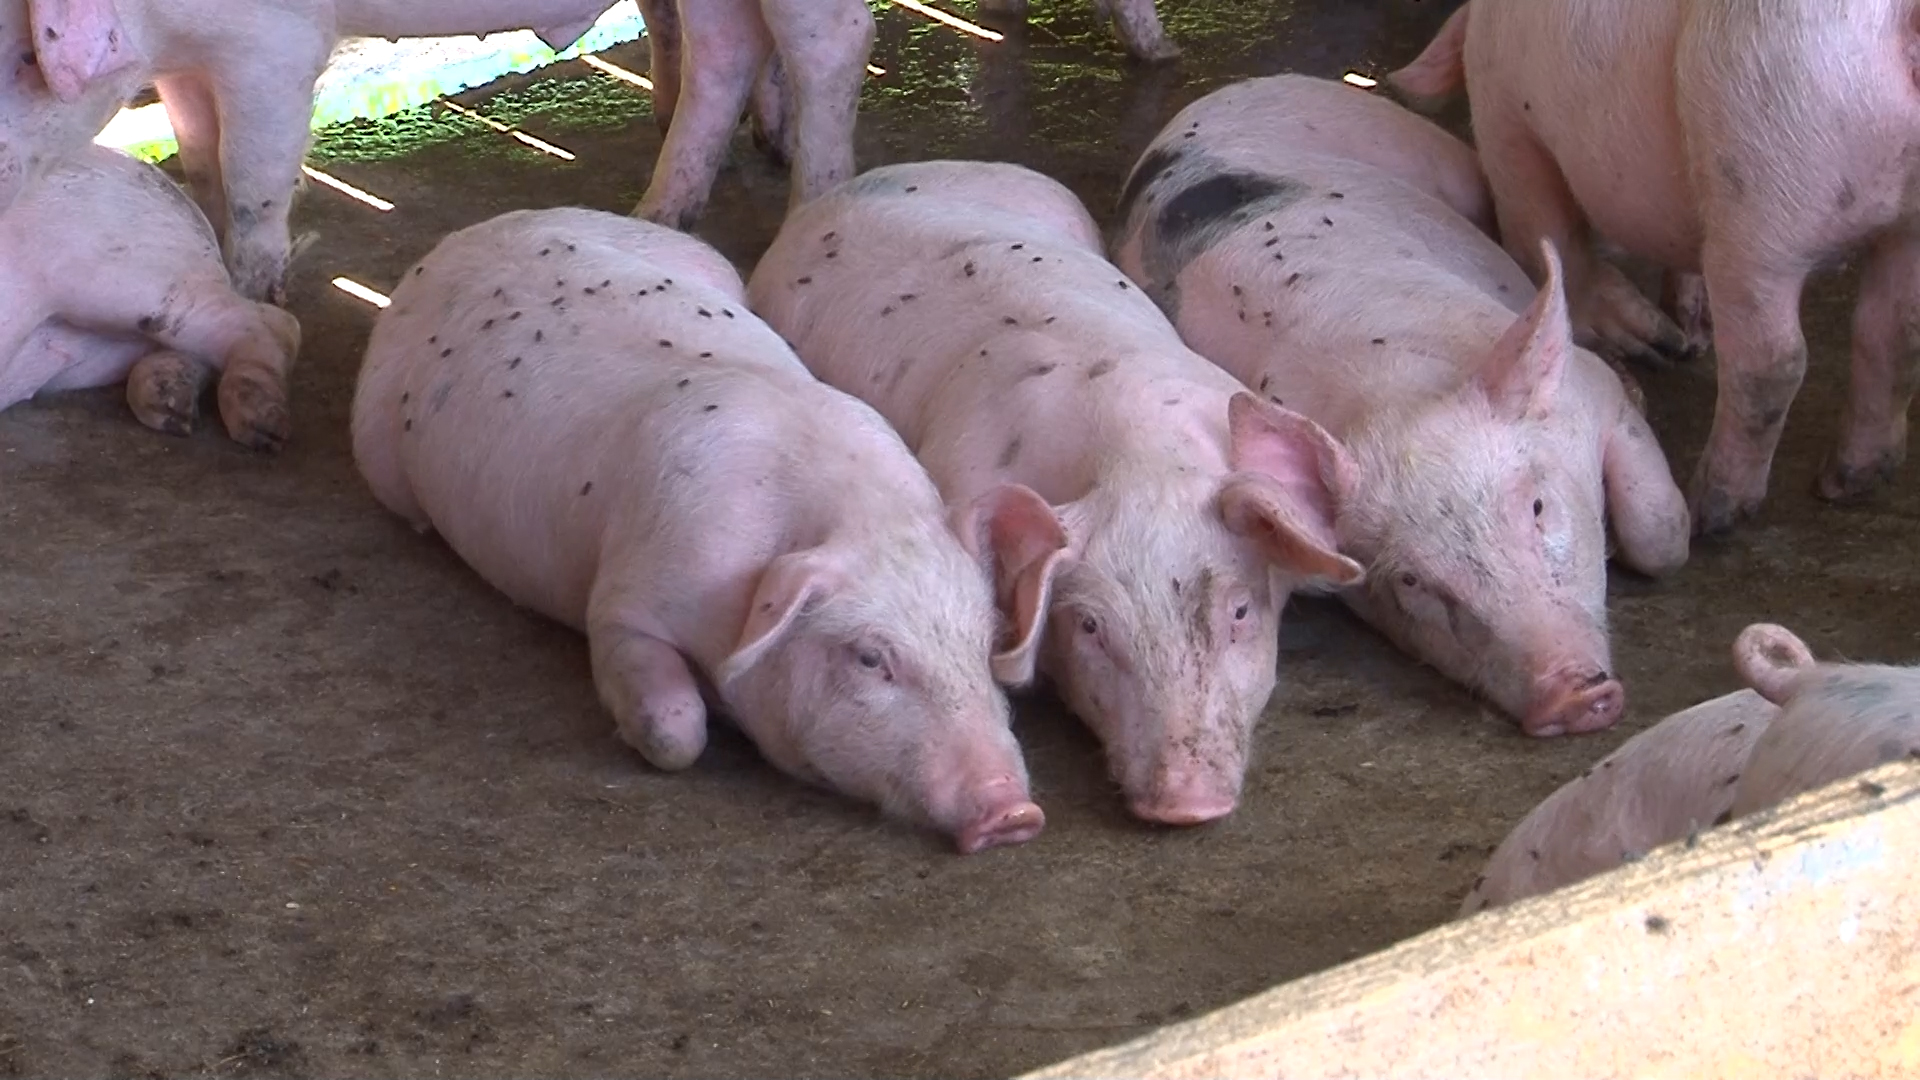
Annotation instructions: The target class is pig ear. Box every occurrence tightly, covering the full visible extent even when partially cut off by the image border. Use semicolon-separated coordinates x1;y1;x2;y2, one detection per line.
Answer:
1732;623;1816;707
954;483;1074;687
1217;474;1365;590
1226;391;1358;525
1479;239;1573;422
718;549;843;685
29;0;137;103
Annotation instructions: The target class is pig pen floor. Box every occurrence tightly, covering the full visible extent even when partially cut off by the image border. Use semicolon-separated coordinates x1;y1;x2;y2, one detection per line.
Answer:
4;1;1918;1076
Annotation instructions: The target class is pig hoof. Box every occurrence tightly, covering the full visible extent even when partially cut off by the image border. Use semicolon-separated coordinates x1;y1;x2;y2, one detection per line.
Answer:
1687;482;1758;539
956;801;1046;854
1127;792;1236;826
127;355;206;437
1815;453;1900;503
619;717;706;772
219;374;291;453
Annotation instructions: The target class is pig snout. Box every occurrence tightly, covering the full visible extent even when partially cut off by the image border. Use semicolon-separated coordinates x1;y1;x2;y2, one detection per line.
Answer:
1125;757;1240;826
953;776;1047;854
1523;669;1625;737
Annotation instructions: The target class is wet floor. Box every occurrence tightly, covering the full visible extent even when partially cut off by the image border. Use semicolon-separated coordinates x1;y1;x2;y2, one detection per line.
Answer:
3;0;1918;1076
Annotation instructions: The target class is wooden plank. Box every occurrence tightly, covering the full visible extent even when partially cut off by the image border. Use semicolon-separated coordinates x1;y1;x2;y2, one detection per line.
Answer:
1023;760;1920;1080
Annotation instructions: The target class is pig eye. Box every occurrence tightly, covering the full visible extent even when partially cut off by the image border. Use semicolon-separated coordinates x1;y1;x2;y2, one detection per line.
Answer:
1079;615;1099;635
1232;602;1250;621
856;648;884;670
1399;573;1419;589
1533;498;1545;518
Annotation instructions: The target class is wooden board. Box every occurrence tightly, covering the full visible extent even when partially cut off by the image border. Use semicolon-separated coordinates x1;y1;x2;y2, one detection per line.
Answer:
1024;760;1920;1080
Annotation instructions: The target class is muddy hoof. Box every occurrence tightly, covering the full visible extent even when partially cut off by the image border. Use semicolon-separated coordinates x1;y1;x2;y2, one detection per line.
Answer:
126;352;209;437
219;374;291;453
1816;453;1900;503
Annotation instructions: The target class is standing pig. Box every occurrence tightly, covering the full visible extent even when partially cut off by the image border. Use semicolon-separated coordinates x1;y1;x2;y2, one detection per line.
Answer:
1463;621;1920;914
747;160;1364;825
1;142;297;446
1111;74;1690;736
8;0;872;303
349;208;1055;854
1390;0;1920;535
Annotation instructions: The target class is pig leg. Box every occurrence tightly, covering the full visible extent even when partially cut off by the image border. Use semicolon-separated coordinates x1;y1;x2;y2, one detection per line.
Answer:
1818;231;1920;502
587;595;708;770
1602;405;1690;577
1474;105;1689;365
748;55;792;167
125;351;216;436
1688;253;1807;535
153;73;227;239
1660;270;1711;358
202;33;334;304
632;0;770;229
759;0;874;208
1102;0;1179;63
636;0;682;133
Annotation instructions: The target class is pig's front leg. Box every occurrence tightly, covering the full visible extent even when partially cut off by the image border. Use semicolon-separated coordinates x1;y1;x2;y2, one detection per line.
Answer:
1602;403;1690;576
1819;232;1920;502
203;34;334;304
154;73;227;239
1101;0;1179;63
759;0;873;208
588;590;709;770
633;0;770;229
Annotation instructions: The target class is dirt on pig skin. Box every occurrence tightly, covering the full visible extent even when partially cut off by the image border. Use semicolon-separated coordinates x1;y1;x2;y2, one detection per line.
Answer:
1;0;1917;1076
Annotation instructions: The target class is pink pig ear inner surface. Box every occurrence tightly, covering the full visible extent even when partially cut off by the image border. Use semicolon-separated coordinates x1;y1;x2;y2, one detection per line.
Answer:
955;483;1073;687
718;549;842;685
29;0;137;102
1733;622;1817;706
1479;239;1574;421
1225;391;1358;525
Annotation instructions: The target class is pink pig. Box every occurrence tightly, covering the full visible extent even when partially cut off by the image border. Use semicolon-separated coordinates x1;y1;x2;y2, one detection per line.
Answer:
6;0;872;302
350;208;1053;854
1110;75;1690;736
0;142;297;445
1391;0;1920;536
747;160;1364;825
1464;622;1920;913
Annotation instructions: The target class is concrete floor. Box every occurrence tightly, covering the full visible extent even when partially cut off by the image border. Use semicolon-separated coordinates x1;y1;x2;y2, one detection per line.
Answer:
4;0;1918;1076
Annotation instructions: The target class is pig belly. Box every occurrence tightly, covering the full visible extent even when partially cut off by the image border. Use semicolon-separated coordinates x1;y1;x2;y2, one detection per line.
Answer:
24;322;151;396
1473;0;1704;270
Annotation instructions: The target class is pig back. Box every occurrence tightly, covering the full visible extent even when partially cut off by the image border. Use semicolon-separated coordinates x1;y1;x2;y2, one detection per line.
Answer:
354;209;814;628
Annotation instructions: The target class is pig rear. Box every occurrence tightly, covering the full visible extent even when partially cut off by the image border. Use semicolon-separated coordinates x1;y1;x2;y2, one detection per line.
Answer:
352;207;1046;854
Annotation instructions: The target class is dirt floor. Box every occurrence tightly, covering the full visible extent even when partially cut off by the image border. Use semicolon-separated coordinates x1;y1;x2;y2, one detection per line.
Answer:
4;0;1918;1076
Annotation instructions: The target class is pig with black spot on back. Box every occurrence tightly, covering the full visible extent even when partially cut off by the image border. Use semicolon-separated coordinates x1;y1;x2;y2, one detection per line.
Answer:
351;208;1052;855
1112;74;1691;738
1463;622;1920;914
748;159;1365;827
1;142;297;446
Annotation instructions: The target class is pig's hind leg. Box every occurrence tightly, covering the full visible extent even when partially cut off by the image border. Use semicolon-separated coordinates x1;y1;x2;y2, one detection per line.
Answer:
1473;100;1690;365
589;589;710;771
1819;230;1920;501
760;0;874;208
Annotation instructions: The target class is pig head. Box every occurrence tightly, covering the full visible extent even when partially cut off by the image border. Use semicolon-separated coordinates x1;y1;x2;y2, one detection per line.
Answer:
0;0;144;210
1332;245;1690;736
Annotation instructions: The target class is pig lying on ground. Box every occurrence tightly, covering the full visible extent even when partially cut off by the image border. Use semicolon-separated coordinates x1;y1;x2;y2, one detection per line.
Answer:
6;0;871;303
1389;0;1920;536
1112;74;1690;737
975;0;1178;62
0;143;297;446
350;208;1053;854
748;160;1364;825
1463;623;1920;914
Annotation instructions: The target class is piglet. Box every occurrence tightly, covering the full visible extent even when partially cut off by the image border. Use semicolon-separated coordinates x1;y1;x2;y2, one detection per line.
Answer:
0;143;297;446
349;208;1052;854
748;160;1363;826
1112;74;1691;737
1463;622;1920;914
